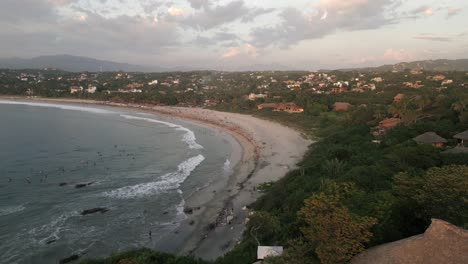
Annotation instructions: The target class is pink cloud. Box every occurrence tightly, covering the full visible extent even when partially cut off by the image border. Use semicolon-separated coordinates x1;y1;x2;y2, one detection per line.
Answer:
168;7;185;17
222;48;241;59
383;48;413;61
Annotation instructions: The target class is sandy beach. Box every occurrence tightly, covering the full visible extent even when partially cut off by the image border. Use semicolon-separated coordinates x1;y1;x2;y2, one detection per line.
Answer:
1;97;312;260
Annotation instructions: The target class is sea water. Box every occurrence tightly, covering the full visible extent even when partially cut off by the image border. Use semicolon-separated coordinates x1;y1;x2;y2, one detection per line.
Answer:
0;101;235;263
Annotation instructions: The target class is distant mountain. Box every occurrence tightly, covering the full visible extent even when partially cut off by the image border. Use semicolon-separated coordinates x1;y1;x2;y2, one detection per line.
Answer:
0;55;167;72
329;59;468;72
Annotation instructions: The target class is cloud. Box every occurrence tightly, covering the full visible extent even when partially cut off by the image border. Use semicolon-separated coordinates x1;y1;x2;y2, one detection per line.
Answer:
413;33;452;42
245;43;259;58
383;48;413;61
187;0;211;10
250;0;398;48
181;0;274;30
221;43;259;59
350;56;377;64
193;31;240;46
168;7;185;16
410;5;433;17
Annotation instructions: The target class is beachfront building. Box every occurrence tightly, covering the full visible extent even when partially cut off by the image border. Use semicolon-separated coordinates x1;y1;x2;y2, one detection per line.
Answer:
70;86;83;94
275;103;304;113
256;103;304;113
413;132;447;148
86;85;97;94
256;246;283;263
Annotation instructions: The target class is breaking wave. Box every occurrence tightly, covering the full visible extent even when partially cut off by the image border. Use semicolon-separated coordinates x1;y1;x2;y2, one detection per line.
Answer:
120;114;203;149
0;100;114;114
103;155;205;199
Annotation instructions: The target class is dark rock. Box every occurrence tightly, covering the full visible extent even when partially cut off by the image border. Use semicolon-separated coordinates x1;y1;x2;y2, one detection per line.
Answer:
163;211;169;215
75;184;87;189
75;182;94;189
189;220;195;225
183;207;194;214
59;183;68;187
59;254;79;264
81;208;108;215
45;239;57;245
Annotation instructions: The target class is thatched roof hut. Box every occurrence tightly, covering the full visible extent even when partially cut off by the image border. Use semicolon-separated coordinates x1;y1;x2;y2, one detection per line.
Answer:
454;130;468;140
413;132;447;145
351;219;468;264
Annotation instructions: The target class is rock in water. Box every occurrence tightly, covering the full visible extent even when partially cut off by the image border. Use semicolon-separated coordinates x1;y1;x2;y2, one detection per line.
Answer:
59;254;79;264
81;208;109;215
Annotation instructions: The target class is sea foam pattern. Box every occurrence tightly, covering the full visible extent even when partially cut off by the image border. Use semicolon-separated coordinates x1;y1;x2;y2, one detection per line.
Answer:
0;100;114;114
0;205;25;216
104;154;205;199
120;114;203;149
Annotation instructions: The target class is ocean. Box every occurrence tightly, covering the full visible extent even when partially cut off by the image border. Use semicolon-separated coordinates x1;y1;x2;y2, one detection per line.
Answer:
0;100;237;263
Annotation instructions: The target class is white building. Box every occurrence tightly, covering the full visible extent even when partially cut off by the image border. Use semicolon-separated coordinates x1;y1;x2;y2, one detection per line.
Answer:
148;80;159;86
86;85;97;94
248;93;268;101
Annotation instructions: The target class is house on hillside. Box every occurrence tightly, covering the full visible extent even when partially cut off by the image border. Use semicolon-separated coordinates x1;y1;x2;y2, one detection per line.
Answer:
333;102;351;112
331;87;348;94
413;132;447;148
257;103;278;110
248;93;268;101
394;93;405;103
432;74;446;81
371;118;401;137
454;130;468;147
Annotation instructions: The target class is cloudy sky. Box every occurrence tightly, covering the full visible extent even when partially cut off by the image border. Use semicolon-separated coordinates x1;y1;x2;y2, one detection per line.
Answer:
1;0;467;70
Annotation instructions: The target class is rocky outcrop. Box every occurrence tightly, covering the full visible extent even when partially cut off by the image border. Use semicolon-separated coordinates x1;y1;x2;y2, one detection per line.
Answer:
352;219;468;264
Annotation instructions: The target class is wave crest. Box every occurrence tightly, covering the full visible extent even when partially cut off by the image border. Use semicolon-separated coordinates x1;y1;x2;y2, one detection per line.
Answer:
104;154;205;199
120;114;203;149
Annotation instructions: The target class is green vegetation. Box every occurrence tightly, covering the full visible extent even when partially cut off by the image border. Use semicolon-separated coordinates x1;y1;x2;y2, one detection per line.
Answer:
1;68;467;263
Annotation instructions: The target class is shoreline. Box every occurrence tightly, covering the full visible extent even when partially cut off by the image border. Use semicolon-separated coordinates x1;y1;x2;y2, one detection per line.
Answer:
0;96;312;260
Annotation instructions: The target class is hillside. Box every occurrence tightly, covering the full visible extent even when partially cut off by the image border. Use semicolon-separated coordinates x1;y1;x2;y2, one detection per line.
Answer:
325;59;468;72
0;55;165;72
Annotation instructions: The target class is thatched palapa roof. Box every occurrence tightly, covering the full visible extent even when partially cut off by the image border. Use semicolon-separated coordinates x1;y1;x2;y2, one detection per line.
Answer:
413;132;447;144
454;130;468;140
351;219;468;264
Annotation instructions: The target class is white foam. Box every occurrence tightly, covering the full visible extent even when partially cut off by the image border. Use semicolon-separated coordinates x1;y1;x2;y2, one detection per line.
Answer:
120;114;203;149
0;100;114;114
0;205;25;216
28;211;79;244
104;154;205;199
223;159;231;172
